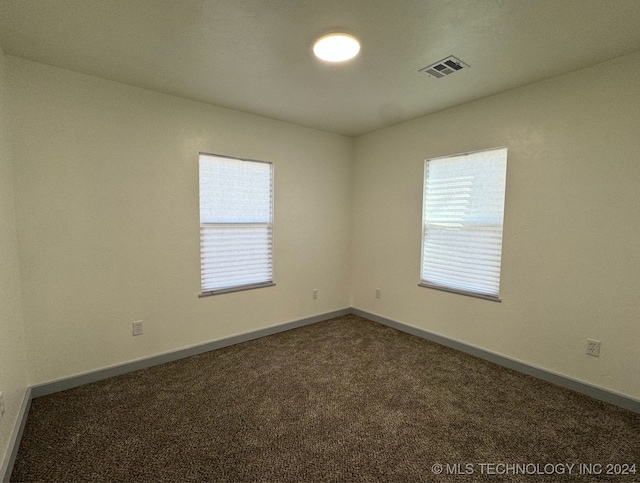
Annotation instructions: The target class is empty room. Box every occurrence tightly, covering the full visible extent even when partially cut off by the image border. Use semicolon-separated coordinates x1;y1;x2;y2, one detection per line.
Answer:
1;0;639;481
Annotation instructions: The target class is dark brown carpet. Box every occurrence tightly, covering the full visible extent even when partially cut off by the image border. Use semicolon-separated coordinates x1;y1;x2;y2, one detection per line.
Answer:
11;314;640;482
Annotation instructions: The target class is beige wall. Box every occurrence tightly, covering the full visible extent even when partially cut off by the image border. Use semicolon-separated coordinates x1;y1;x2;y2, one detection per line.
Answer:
351;52;640;400
0;48;28;473
8;57;353;385
4;48;640;421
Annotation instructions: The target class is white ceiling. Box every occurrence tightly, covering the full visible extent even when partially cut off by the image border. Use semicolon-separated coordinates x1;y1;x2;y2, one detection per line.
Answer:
2;0;640;137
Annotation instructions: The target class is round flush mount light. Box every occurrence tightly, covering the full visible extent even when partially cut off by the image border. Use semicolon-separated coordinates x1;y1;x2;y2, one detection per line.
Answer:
313;32;360;62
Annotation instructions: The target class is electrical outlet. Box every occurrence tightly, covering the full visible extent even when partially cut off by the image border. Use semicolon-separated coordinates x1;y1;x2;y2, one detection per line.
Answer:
375;288;381;299
0;392;4;418
586;339;601;357
132;320;144;336
312;289;318;300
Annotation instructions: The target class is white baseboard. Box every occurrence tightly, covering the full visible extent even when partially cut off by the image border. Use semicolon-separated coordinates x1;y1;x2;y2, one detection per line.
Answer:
30;308;350;398
351;307;640;414
1;387;32;483
4;306;638;479
3;308;350;478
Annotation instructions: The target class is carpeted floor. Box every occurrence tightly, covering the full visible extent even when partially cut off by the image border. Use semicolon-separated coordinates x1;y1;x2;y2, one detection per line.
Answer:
11;314;640;482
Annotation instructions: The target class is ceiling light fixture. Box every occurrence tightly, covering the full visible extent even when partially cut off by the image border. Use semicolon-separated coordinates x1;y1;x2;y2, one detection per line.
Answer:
313;33;360;62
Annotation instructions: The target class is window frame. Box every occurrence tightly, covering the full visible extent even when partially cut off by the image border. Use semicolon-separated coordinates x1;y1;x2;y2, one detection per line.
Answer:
198;152;275;297
419;146;507;302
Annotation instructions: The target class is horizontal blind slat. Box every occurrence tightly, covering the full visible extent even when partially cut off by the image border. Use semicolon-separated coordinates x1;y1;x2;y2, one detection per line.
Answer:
421;148;507;299
199;154;274;293
199;224;273;292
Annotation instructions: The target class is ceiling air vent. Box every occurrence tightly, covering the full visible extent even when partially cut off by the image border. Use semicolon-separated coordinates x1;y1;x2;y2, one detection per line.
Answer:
419;56;469;79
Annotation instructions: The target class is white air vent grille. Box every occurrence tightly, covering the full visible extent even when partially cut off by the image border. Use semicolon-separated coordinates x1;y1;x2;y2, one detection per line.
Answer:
419;56;468;79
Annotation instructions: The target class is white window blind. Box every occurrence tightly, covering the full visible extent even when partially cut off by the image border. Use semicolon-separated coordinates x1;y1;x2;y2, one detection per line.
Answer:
420;147;507;301
199;153;274;295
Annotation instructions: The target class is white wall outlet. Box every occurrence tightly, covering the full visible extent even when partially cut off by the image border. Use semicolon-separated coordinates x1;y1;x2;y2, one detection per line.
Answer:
586;339;601;357
0;391;4;418
132;320;144;336
375;288;381;299
312;289;318;300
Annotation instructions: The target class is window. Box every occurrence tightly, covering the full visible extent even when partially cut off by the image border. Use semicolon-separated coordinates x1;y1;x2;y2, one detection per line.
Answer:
199;153;274;296
420;147;507;301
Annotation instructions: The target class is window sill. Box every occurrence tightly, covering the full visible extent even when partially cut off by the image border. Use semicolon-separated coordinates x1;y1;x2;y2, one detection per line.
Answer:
199;282;276;298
